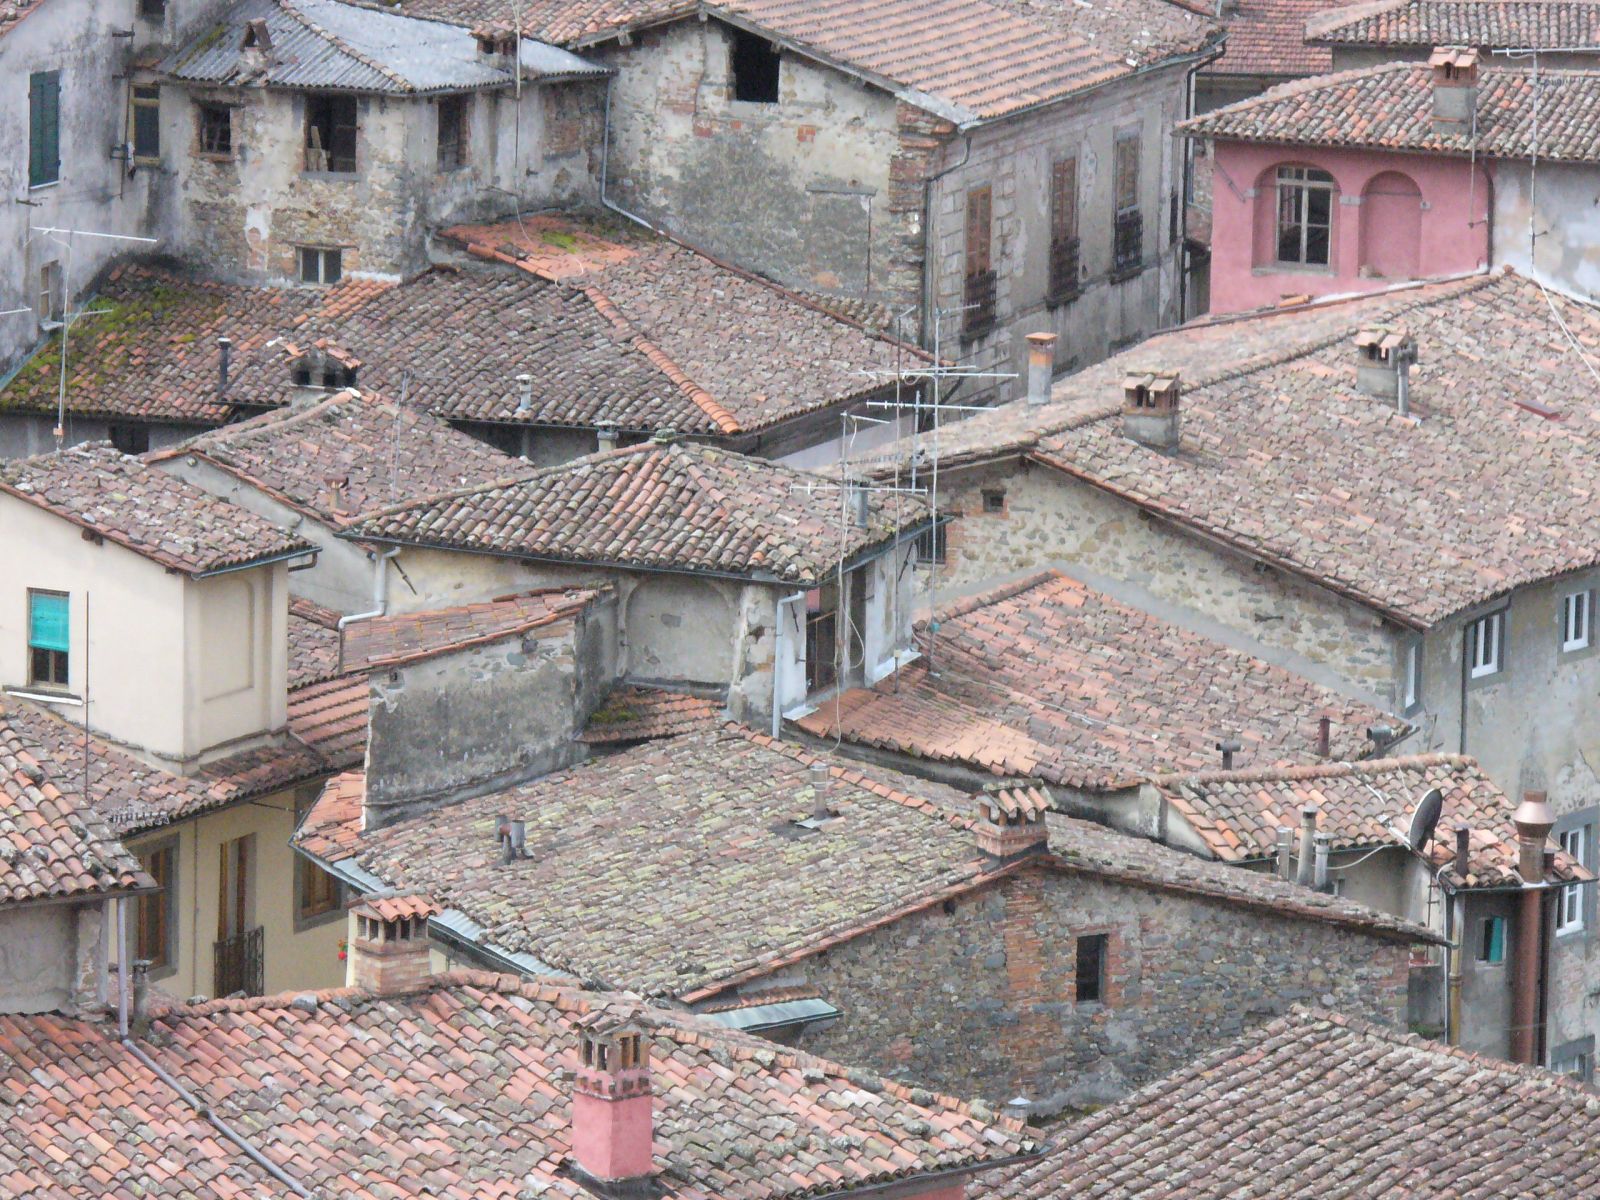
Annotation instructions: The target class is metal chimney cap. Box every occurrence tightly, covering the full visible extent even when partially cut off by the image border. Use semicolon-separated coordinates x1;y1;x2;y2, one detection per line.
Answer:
1513;792;1554;839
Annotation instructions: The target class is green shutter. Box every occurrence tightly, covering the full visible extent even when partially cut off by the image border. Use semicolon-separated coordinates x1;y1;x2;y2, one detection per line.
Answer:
28;592;69;653
1486;917;1505;964
29;71;60;187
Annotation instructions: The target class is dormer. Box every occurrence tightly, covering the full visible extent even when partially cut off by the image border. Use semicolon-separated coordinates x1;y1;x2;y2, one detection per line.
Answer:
290;344;360;392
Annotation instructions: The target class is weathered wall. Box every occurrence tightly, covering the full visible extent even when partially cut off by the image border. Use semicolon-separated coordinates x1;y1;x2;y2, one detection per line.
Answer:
791;863;1413;1107
0;901;104;1015
1493;160;1600;302
0;413;212;461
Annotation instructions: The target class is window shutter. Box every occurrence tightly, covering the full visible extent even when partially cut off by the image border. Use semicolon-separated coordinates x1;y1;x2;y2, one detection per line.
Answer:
29;592;69;652
965;186;992;276
29;72;60;187
1052;158;1077;241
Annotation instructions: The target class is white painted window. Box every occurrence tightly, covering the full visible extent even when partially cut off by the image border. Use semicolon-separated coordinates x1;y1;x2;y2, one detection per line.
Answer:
1403;640;1422;710
1275;166;1335;266
298;246;342;285
1466;612;1502;679
1563;590;1591;652
1558;826;1587;934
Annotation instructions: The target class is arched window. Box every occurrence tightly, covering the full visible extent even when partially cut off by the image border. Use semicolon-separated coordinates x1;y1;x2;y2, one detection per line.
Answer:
1274;166;1336;266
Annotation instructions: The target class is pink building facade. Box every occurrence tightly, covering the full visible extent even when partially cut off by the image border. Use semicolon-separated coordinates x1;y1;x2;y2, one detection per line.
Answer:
1207;141;1490;314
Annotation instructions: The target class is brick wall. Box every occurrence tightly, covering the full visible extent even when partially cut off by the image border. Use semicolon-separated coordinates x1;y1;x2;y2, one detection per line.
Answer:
795;863;1412;1109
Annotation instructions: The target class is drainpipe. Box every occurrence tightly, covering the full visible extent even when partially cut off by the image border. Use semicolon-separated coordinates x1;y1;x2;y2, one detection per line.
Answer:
599;76;660;233
1446;889;1464;1045
772;591;806;740
338;546;401;631
919;133;973;349
1511;791;1554;1065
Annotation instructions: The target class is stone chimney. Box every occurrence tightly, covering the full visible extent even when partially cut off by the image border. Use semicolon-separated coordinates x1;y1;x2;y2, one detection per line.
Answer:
1296;804;1319;887
1121;370;1181;453
1513;791;1554;883
1353;326;1419;409
571;1013;655;1189
346;893;439;996
975;785;1051;862
1025;332;1057;406
1429;46;1479;136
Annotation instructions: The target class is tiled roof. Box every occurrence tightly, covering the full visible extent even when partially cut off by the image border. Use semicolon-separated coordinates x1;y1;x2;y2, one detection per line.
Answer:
0;707;152;907
286;674;371;768
353;891;440;921
1208;0;1341;77
875;272;1600;627
166;0;606;94
441;214;910;434
1181;62;1600;163
1151;754;1591;888
340;588;600;671
798;571;1392;790
988;1006;1600;1199
287;596;343;686
298;726;1434;1003
367;0;1217;121
582;685;725;743
0;972;1032;1200
0;0;47;37
153;389;538;529
350;440;927;586
0;444;312;577
1308;0;1600;48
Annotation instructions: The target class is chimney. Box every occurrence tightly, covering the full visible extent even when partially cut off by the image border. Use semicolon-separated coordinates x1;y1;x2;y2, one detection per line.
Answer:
325;473;350;516
1313;831;1332;893
808;762;832;821
498;813;527;864
1453;824;1472;878
1296;805;1319;887
1275;825;1295;879
131;958;152;1038
1353;327;1418;411
571;1014;655;1188
1317;715;1331;759
848;482;870;529
516;373;534;414
1025;332;1057;406
975;787;1051;862
597;424;619;452
1216;738;1241;771
217;336;232;397
347;894;439;996
1429;46;1479;137
1514;791;1554;884
1121;370;1181;453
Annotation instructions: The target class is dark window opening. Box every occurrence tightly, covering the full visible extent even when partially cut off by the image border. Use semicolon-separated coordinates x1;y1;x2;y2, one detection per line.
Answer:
305;93;357;173
27;589;69;688
29;71;60;187
298;246;342;285
1478;915;1506;964
730;29;780;103
914;522;946;565
804;584;839;695
436;94;468;170
963;184;996;337
1075;933;1108;1003
1048;156;1080;302
1112;132;1142;278
139;0;166;16
198;104;232;156
131;86;160;159
982;489;1006;514
109;423;150;455
135;842;175;970
293;363;356;389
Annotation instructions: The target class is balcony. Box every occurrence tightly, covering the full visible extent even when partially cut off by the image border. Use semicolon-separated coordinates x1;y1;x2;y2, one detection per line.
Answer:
962;268;997;339
1112;211;1143;281
213;926;264;997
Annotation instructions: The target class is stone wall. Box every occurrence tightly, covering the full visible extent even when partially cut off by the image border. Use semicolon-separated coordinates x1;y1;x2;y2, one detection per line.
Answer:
794;862;1413;1108
0;901;105;1015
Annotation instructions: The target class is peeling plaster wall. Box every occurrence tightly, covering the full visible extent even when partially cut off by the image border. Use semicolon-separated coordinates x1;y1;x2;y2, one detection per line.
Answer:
0;901;105;1015
1493;159;1600;302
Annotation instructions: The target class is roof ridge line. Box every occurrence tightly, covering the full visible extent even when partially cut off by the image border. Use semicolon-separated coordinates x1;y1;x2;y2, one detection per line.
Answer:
276;0;414;91
1150;752;1474;787
934;569;1066;623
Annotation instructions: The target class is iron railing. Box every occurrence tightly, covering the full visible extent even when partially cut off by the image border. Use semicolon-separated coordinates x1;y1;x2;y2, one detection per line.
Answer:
1112;211;1143;279
962;269;997;338
213;925;264;997
1048;236;1081;304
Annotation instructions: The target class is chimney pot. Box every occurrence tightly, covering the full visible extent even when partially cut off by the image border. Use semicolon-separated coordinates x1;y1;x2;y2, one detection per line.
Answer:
975;788;1050;861
1317;715;1331;758
572;1016;655;1186
1025;332;1057;406
1296;805;1319;887
1514;791;1554;883
597;423;620;452
1275;825;1295;879
1453;824;1472;878
1353;327;1418;410
808;762;831;819
217;336;232;397
1429;46;1479;135
1216;738;1241;771
1313;831;1332;893
1121;369;1181;453
515;373;534;414
131;958;152;1038
347;895;438;996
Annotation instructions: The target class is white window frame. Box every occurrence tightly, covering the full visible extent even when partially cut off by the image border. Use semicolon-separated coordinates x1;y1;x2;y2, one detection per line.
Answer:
1563;589;1591;653
298;246;343;285
1274;166;1335;267
1403;640;1422;710
1558;826;1587;934
1466;612;1503;679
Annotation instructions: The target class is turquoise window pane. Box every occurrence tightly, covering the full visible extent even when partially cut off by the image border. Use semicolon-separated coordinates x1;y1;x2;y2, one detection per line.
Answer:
28;592;69;652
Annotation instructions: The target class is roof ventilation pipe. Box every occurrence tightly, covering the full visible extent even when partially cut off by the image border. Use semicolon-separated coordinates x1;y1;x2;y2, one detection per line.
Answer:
1025;332;1057;406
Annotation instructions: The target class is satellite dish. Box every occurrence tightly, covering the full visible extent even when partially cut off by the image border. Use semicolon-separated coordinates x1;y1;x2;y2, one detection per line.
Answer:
1406;787;1445;851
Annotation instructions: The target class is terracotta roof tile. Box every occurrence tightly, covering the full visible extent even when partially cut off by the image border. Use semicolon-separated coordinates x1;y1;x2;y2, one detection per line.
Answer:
0;972;1031;1199
582;685;726;743
351;440;927;586
798;571;1393;789
1182;62;1600;162
1209;0;1341;76
286;674;370;769
1308;0;1600;48
0;0;49;37
0;706;152;907
987;1006;1600;1199
287;596;343;686
0;444;313;577
352;891;440;921
340;588;601;671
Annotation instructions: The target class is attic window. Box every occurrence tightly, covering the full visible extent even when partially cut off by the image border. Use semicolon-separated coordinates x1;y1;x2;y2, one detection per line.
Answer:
305;93;357;173
241;18;271;51
299;246;342;284
730;29;780;103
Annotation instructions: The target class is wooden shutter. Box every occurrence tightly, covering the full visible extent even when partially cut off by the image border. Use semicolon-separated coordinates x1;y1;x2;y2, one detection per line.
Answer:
965;185;992;277
1114;133;1140;213
29;72;60;187
1051;158;1078;242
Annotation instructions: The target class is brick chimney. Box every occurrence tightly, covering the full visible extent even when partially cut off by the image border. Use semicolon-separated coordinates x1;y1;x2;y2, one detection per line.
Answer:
1353;326;1419;410
1429;46;1479;136
1025;332;1057;406
975;785;1051;861
1121;370;1181;453
571;1013;655;1189
347;893;439;996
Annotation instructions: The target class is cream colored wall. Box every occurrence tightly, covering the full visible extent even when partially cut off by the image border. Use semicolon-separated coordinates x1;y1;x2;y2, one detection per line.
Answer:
126;788;346;1001
185;565;288;760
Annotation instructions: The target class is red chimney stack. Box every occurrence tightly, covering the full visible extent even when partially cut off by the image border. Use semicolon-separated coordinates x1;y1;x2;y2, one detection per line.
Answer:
571;1014;655;1187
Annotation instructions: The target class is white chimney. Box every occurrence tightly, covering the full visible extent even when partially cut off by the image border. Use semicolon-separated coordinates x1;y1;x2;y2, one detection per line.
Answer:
1026;332;1057;406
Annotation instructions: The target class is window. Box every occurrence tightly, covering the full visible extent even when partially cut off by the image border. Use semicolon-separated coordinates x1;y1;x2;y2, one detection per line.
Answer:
1274;166;1335;267
1075;933;1108;1004
1466;612;1503;680
130;85;160;159
134;840;176;972
1477;915;1506;964
305;93;357;173
29;71;60;188
436;95;468;171
1048;156;1080;301
804;584;839;695
1403;640;1422;711
915;521;946;565
1563;590;1591;653
730;29;780;103
1558;826;1588;934
37;262;62;324
1551;1038;1596;1083
294;791;344;926
139;0;166;16
1112;131;1142;276
198;103;232;156
982;489;1006;514
298;246;343;285
26;590;69;688
963;185;995;336
108;423;150;455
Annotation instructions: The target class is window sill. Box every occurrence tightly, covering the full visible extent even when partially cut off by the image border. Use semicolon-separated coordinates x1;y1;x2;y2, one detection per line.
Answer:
196;152;236;163
300;170;360;183
28;180;60;191
1556;924;1587;940
1253;263;1335;276
6;685;82;706
1109;263;1144;284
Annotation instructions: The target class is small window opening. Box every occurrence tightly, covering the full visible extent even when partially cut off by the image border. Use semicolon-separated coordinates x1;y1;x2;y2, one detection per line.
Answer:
982;489;1006;514
1563;590;1591;653
27;589;70;688
1075;933;1108;1004
108;423;150;455
131;86;161;159
198;104;233;156
139;0;166;17
915;522;946;565
305;93;357;172
37;262;62;324
298;246;343;285
1466;612;1503;680
1478;915;1506;964
1557;826;1589;934
436;94;468;171
730;29;780;103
